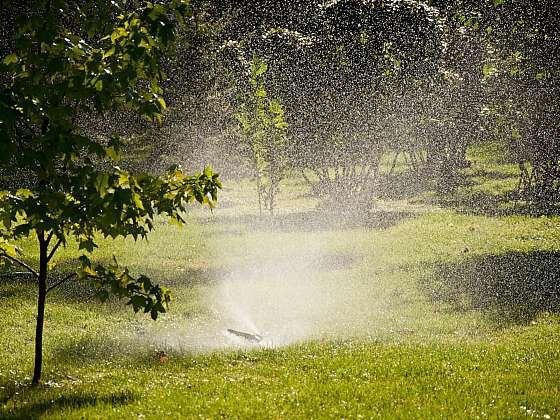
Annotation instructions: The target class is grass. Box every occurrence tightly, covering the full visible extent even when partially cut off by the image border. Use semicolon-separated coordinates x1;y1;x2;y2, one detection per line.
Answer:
1;147;560;418
2;337;559;419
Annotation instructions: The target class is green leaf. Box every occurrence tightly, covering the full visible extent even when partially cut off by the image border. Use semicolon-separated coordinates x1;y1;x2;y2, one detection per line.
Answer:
16;189;35;198
95;173;110;197
255;87;267;98
482;65;497;77
106;146;120;161
0;3;218;363
78;238;97;252
132;192;144;210
2;54;18;65
103;47;116;59
0;240;19;258
128;295;147;312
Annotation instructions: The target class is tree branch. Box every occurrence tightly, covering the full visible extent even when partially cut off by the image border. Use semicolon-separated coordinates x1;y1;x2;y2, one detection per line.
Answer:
47;238;63;263
0;253;39;278
46;272;76;294
45;231;54;247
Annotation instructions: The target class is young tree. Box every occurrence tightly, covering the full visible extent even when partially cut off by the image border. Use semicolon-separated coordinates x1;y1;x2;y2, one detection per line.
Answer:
234;55;288;216
0;0;221;385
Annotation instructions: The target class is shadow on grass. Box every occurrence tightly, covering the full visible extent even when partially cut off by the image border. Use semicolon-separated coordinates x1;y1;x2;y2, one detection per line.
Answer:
47;336;135;367
376;167;497;201
430;191;560;217
467;168;517;180
200;208;418;233
377;172;439;200
430;190;560;217
0;276;36;300
0;387;136;420
0;271;102;306
0;264;216;304
375;165;560;217
410;166;560;217
420;251;560;325
428;190;515;216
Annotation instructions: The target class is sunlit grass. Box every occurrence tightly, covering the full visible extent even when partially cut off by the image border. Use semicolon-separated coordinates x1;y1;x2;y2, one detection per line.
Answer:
1;150;560;418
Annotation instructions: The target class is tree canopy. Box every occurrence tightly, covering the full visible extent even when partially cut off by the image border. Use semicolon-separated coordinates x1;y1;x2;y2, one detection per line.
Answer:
0;0;220;384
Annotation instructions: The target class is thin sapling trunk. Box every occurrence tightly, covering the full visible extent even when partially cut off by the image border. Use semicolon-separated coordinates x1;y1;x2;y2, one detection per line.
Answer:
32;231;48;385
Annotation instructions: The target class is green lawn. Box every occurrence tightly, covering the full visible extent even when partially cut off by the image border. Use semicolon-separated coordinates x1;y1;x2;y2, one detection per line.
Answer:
1;152;560;418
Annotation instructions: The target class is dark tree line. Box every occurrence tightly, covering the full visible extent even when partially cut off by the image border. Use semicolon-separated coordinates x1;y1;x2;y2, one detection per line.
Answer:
122;0;560;209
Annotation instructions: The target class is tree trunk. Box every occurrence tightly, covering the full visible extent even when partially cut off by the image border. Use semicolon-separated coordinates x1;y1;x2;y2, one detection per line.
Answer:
32;232;48;385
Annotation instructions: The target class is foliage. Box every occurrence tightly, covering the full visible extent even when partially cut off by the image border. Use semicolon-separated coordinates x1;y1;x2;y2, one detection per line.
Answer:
138;0;560;208
0;0;221;384
456;1;560;204
209;0;448;208
234;54;288;215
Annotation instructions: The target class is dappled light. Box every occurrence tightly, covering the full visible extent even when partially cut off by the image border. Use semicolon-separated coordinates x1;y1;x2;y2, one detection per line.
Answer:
423;251;560;325
1;0;560;418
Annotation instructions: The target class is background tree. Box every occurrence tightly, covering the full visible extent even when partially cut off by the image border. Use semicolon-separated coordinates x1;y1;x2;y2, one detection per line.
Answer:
229;0;448;208
494;1;560;206
106;0;560;212
163;0;445;210
233;54;288;215
0;0;221;385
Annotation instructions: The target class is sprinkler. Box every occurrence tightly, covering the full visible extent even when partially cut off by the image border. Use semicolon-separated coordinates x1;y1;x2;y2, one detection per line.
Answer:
226;328;263;343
